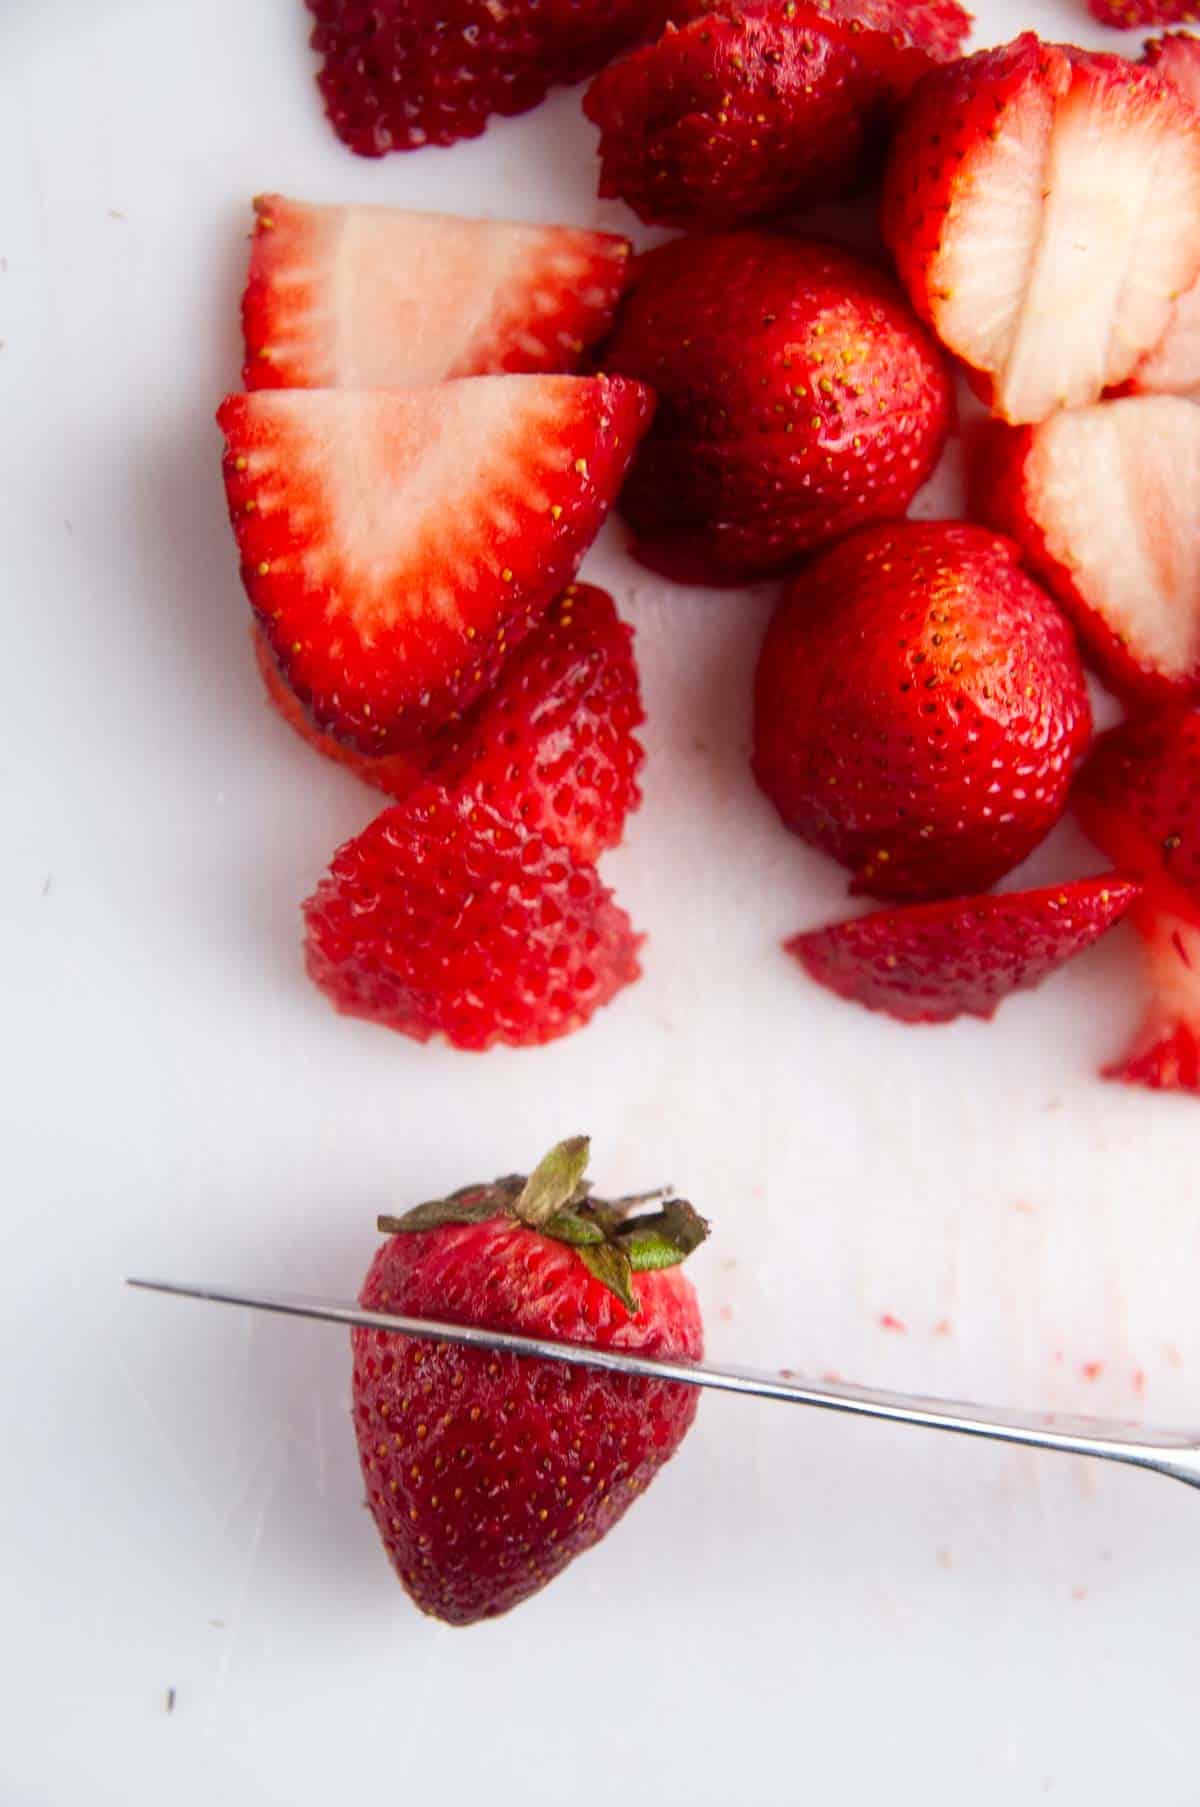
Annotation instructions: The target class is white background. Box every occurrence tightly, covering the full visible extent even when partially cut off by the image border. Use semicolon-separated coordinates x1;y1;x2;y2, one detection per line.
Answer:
3;1;1198;1801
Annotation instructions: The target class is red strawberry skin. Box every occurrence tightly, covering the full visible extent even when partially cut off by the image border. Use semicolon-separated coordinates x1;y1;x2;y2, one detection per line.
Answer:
583;0;970;231
242;196;632;390
256;585;645;863
1074;708;1200;924
218;378;653;755
1142;31;1200;104
354;1218;702;1625
789;876;1140;1025
753;522;1093;901
602;232;953;583
1104;903;1200;1093
306;0;669;156
303;787;642;1050
1090;2;1200;24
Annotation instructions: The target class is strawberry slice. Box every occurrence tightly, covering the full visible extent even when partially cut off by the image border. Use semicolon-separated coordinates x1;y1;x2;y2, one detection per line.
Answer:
1129;37;1200;397
303;786;643;1051
305;0;669;156
242;196;632;391
972;398;1200;703
1076;709;1200;1093
882;34;1200;424
788;877;1141;1025
582;0;971;230
1090;2;1200;24
218;377;654;754
1105;904;1200;1093
255;584;645;863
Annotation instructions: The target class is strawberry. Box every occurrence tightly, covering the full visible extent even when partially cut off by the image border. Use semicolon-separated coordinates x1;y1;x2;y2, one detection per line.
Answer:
1090;2;1200;24
256;584;645;862
787;876;1140;1025
354;1137;707;1625
252;626;424;799
582;0;972;231
303;786;643;1049
217;377;654;754
972;398;1200;704
881;35;1200;425
305;0;669;156
1075;709;1200;1094
601;232;953;583
1129;37;1200;397
752;521;1092;901
241;196;632;391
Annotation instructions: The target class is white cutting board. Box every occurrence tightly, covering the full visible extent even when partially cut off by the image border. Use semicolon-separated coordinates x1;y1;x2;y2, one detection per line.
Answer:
2;1;1198;1801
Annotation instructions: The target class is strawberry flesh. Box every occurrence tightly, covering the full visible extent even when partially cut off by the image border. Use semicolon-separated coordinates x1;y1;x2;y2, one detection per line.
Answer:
1130;37;1200;397
303;786;643;1050
789;876;1140;1025
583;0;971;230
257;585;645;864
354;1215;702;1624
1105;904;1200;1093
753;521;1093;901
218;377;653;753
305;0;669;155
602;231;953;582
242;195;632;390
973;398;1200;703
882;35;1200;424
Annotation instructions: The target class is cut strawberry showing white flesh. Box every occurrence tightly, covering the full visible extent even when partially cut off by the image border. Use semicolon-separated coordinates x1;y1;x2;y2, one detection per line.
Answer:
973;397;1200;703
1106;904;1200;1095
882;34;1200;424
787;877;1141;1026
242;195;633;390
217;376;655;753
1129;37;1200;398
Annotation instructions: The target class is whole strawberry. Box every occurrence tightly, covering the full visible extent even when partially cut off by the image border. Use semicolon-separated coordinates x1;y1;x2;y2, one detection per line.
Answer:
602;231;952;583
353;1137;708;1625
753;522;1092;901
583;0;971;230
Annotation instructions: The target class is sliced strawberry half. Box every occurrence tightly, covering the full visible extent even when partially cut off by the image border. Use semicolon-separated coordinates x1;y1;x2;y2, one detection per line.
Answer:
788;876;1141;1025
1129;37;1200;397
1105;904;1200;1094
1074;708;1200;923
972;398;1200;703
305;0;669;156
1090;3;1200;25
303;786;643;1051
255;584;645;863
242;196;632;391
218;377;654;754
882;34;1200;424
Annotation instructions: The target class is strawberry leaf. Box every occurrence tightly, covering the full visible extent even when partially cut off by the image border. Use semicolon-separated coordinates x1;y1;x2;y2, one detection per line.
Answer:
542;1205;608;1248
618;1200;710;1272
378;1180;519;1235
578;1242;639;1315
515;1136;591;1228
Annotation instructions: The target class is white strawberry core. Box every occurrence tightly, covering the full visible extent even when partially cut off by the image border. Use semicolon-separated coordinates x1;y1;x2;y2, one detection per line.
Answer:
1026;396;1200;683
935;58;1200;424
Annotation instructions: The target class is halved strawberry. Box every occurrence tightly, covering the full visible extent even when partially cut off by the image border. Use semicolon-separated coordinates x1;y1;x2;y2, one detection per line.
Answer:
242;196;632;391
1076;710;1200;1092
882;34;1200;424
218;377;654;754
303;786;643;1051
305;0;669;156
972;398;1200;704
1090;2;1200;24
582;0;971;230
256;585;645;863
788;876;1140;1025
1128;37;1200;397
1105;904;1200;1093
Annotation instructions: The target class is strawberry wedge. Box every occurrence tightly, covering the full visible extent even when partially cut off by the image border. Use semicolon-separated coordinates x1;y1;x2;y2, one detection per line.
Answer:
973;398;1200;703
242;196;632;390
1130;36;1200;397
1075;708;1200;1094
788;877;1141;1025
882;34;1200;424
218;377;654;753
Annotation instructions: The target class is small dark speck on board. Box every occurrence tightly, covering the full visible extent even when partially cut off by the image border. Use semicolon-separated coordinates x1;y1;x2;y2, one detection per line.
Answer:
165;1688;176;1714
42;875;53;897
